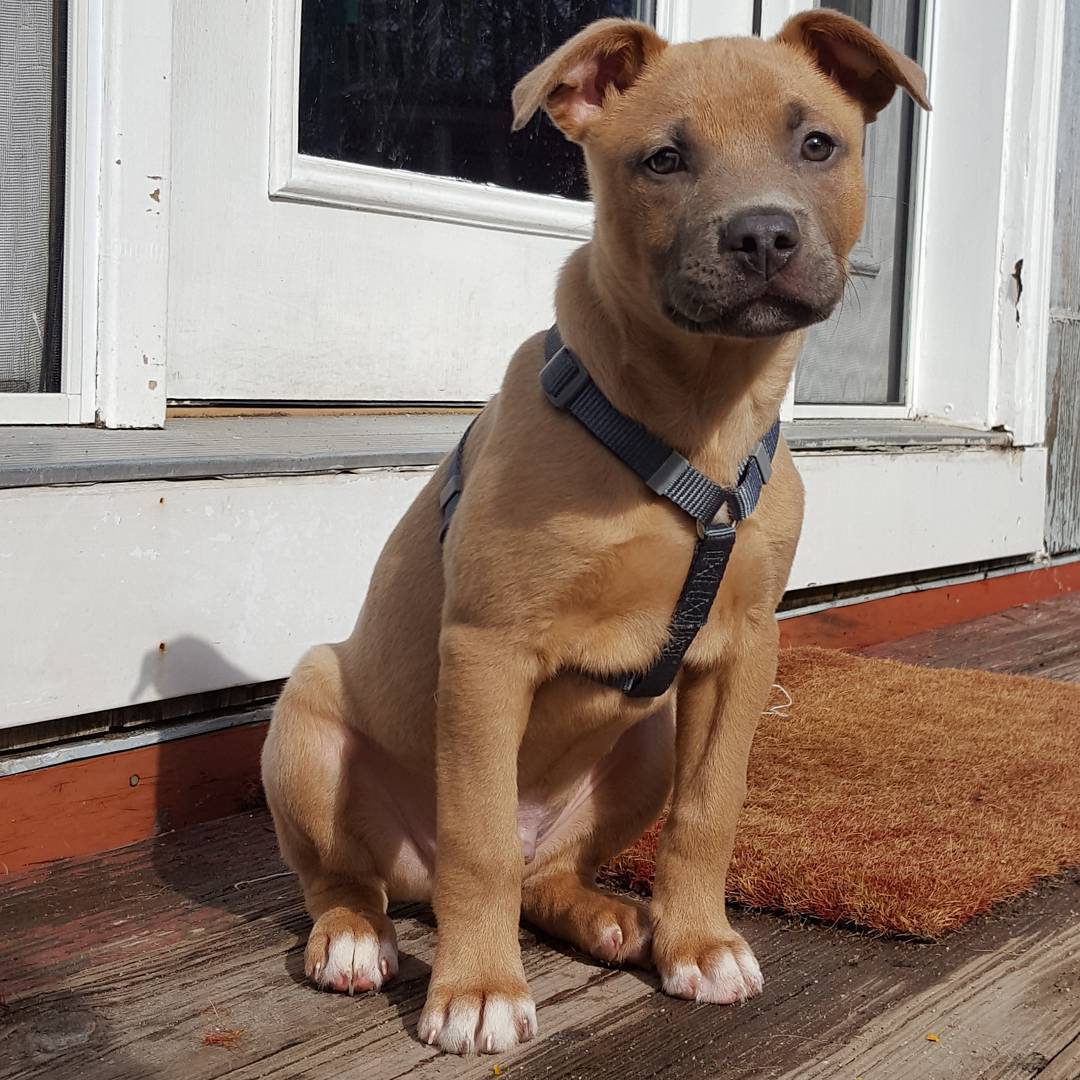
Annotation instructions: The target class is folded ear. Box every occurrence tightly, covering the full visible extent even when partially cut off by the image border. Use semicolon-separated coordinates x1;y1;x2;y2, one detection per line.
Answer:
776;9;930;120
512;18;667;141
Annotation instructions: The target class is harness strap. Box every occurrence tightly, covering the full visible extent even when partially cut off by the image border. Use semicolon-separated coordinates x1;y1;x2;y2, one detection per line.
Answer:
439;325;780;700
438;416;475;542
540;327;780;698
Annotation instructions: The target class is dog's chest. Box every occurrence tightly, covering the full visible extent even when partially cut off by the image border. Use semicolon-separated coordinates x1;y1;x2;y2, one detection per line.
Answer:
560;508;777;680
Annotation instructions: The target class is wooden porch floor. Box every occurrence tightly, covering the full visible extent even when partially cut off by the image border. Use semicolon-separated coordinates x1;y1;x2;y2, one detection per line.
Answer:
3;594;1079;1080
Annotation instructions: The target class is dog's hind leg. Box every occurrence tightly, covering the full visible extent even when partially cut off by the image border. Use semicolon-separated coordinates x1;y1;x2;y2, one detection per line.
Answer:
521;704;674;967
261;645;401;994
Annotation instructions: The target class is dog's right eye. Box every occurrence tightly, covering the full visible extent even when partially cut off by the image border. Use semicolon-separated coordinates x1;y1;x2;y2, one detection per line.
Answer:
644;148;684;175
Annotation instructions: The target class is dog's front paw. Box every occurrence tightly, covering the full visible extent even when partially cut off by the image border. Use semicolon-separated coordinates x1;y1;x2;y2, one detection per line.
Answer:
654;932;763;1005
418;981;538;1055
305;910;398;995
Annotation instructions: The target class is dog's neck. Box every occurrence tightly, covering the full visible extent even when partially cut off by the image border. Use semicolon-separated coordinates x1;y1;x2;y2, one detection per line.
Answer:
554;245;799;481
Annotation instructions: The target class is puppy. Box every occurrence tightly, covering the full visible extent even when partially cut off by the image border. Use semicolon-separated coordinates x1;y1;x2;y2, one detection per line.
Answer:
262;11;928;1056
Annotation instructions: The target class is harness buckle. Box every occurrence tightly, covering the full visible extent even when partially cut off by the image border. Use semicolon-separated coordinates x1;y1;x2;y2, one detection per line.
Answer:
697;501;736;539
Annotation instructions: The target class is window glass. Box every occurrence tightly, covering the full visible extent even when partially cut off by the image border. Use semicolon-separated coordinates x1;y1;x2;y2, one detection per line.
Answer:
299;0;654;200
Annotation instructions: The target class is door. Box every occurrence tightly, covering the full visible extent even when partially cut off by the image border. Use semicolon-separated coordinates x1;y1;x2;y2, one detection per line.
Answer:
167;0;651;404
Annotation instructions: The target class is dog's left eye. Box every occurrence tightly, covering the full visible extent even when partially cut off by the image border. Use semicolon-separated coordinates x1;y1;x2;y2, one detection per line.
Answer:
645;148;684;175
801;131;837;162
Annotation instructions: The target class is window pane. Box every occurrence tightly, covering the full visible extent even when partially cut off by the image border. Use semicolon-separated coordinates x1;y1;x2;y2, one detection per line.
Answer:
0;0;65;394
299;0;654;200
793;0;922;406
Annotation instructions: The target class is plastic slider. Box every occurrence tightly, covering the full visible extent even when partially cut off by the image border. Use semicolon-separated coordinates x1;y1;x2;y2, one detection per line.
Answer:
439;474;462;512
541;349;592;410
646;450;691;496
753;443;773;485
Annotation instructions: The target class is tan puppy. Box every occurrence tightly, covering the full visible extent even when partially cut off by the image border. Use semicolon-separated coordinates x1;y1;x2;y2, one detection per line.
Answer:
262;12;928;1056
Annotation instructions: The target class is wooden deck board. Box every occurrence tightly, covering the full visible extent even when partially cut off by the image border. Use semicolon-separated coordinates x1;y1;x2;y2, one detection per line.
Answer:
861;593;1080;681
2;596;1080;1079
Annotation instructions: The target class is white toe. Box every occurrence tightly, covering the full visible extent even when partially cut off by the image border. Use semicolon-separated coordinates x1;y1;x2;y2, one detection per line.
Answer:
319;929;391;992
478;995;537;1054
661;943;763;1005
661;961;703;1000
419;993;537;1055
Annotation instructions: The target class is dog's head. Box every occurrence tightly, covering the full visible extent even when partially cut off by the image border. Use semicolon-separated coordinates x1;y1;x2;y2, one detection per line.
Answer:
513;14;929;339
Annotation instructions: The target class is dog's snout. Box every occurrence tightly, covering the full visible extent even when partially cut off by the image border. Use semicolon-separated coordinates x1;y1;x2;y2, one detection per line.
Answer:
725;210;801;279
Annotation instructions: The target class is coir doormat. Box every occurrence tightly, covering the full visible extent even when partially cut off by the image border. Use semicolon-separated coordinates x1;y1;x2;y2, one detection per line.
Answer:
602;647;1080;938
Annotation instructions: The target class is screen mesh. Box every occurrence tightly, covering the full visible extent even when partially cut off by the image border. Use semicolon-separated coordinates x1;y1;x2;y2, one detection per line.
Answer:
1;0;64;394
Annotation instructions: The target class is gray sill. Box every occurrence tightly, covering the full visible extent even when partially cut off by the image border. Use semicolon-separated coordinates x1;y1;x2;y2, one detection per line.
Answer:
0;415;1010;489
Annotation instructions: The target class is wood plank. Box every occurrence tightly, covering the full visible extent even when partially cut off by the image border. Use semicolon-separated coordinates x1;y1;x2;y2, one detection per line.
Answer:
1046;321;1080;555
1037;1034;1080;1079
1;811;1078;1080
862;594;1080;681
3;600;1080;1078
1046;0;1080;555
776;890;1080;1080
779;560;1080;652
0;723;268;875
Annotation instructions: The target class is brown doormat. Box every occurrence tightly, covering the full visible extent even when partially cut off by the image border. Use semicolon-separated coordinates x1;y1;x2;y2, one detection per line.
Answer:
602;647;1080;938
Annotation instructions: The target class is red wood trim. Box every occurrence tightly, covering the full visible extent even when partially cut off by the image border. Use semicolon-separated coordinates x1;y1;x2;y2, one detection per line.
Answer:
780;560;1080;650
1;723;268;877
3;559;1078;877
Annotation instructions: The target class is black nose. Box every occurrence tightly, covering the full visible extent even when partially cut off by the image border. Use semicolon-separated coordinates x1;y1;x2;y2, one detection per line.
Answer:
725;210;801;279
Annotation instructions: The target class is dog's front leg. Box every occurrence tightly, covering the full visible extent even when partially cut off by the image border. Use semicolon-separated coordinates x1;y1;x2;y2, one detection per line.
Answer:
650;623;778;1005
418;624;539;1055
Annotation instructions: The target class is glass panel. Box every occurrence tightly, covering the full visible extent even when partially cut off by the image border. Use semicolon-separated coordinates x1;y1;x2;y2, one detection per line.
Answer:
793;0;922;406
299;0;653;200
0;0;66;394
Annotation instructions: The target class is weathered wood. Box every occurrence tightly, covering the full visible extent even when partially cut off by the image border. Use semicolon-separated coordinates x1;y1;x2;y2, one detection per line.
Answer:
2;600;1080;1079
1;810;1078;1080
778;892;1080;1080
1046;322;1080;554
1038;1033;1080;1080
1046;0;1080;555
862;594;1080;681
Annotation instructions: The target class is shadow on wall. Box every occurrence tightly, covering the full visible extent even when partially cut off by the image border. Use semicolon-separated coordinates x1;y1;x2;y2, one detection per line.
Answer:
129;633;256;703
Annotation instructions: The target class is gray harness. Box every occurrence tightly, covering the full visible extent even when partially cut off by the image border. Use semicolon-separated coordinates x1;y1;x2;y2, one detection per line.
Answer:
440;326;780;699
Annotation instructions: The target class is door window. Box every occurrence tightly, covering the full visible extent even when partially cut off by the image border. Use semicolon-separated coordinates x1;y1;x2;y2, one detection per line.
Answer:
298;0;654;200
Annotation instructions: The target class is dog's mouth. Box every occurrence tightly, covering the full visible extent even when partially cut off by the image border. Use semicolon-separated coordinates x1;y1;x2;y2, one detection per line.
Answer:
664;294;831;339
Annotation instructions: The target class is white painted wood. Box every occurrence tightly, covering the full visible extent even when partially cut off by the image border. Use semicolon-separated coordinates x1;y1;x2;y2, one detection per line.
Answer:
684;0;756;40
792;403;911;421
757;0;814;39
0;468;430;728
63;0;103;425
170;0;580;403
94;0;172;428
789;445;1046;589
990;0;1066;447
0;447;1046;727
271;155;595;242
0;394;78;424
659;0;755;43
910;0;1059;443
